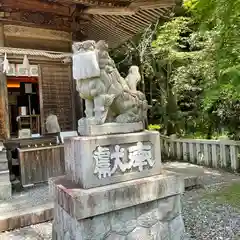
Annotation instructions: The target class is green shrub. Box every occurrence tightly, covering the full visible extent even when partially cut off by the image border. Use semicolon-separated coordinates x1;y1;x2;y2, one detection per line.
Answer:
148;124;162;131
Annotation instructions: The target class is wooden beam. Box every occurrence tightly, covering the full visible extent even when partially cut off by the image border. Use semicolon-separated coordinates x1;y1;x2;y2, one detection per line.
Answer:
2;0;74;16
0;23;10;140
93;16;135;35
0;8;92;32
83;6;136;15
129;0;175;9
4;25;72;42
0;17;71;33
71;0;130;7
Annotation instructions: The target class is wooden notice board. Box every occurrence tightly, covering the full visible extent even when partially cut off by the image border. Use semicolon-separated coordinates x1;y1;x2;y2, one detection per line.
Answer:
38;64;75;133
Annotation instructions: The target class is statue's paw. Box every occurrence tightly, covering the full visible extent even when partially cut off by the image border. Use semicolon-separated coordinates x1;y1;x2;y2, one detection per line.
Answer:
80;117;98;125
116;114;132;123
86;117;106;125
78;118;87;125
88;117;99;125
103;94;115;107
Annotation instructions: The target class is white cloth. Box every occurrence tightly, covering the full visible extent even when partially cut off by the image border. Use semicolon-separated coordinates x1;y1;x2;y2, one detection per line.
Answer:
72;50;100;80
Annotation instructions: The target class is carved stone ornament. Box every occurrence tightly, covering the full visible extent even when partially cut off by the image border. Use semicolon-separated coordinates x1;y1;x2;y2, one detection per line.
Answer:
72;40;149;126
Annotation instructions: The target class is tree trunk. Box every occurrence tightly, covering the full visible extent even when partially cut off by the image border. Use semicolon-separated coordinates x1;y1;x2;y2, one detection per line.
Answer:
139;64;145;94
166;62;180;136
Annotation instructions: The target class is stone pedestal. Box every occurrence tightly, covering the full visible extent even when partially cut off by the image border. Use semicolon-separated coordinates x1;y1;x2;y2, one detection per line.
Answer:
0;150;12;200
52;130;185;239
64;131;161;189
52;174;184;240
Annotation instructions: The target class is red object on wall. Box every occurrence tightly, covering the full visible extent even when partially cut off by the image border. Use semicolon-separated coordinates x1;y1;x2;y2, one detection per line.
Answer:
7;77;38;88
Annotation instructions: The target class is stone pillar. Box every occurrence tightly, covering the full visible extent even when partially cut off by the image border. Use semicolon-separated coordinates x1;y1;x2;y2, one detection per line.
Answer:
52;129;185;239
0;23;11;200
0;144;11;200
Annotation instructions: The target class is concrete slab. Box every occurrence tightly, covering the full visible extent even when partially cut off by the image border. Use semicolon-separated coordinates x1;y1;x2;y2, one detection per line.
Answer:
163;162;203;188
163;161;240;187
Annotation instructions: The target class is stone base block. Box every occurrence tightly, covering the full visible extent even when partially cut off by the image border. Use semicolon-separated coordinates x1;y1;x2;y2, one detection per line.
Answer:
78;120;144;136
0;150;11;200
65;130;162;189
0;152;8;171
0;182;12;200
52;174;185;239
0;161;8;171
0;170;10;182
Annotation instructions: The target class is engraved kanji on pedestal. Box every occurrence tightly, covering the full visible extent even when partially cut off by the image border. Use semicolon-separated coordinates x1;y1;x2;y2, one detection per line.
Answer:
93;141;155;179
93;146;111;179
110;145;127;173
128;142;155;171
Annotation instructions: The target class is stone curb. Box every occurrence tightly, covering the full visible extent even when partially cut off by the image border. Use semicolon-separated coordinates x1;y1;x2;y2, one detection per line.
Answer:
0;203;53;232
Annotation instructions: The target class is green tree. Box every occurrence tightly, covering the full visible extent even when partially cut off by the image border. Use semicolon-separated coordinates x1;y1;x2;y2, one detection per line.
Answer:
152;17;217;136
185;0;240;138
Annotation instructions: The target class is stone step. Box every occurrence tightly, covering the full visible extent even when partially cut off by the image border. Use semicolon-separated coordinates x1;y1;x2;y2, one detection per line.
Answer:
0;161;8;171
163;163;204;189
0;151;7;158
0;170;10;182
0;202;53;232
0;182;11;200
0;184;53;232
0;152;7;162
183;175;201;189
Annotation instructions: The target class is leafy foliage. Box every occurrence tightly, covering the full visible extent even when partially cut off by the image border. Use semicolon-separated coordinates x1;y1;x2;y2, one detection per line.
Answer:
187;0;240;138
148;124;161;131
111;0;240;139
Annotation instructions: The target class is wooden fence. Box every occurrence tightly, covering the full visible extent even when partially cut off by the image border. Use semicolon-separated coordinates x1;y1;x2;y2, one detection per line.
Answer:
160;135;240;172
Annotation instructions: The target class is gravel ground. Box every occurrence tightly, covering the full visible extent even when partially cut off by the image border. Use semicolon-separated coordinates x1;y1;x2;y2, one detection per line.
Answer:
0;222;52;240
0;184;50;215
182;184;240;240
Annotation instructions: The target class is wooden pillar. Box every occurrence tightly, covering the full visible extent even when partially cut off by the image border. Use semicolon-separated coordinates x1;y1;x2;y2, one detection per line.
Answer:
0;23;10;139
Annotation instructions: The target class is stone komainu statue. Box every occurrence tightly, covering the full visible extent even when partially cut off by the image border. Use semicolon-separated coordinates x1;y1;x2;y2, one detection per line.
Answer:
46;114;61;133
72;40;149;125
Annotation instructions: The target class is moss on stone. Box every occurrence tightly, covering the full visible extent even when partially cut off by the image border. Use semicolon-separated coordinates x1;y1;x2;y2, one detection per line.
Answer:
204;182;240;209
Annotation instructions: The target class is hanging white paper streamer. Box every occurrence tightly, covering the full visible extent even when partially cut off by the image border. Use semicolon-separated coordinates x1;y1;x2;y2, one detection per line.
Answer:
22;55;30;76
2;53;10;74
23;55;30;70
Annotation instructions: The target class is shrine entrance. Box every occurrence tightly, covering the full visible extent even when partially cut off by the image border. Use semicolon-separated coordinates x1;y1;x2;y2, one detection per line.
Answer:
7;66;41;137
